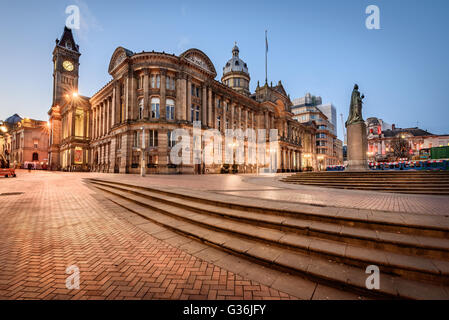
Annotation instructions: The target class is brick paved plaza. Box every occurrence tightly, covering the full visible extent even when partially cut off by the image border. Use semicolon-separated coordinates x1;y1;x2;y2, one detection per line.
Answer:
1;170;448;300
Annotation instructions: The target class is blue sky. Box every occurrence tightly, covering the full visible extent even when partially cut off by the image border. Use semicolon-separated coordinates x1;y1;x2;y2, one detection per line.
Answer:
0;0;448;140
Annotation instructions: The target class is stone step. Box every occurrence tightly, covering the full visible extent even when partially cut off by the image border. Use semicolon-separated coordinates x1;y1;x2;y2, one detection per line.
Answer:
89;181;449;285
283;181;449;187
90;180;449;260
86;178;449;239
282;181;449;189
281;183;449;195
89;183;449;299
288;177;449;181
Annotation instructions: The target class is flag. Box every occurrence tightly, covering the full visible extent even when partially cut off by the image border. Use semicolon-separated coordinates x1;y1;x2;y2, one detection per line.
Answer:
265;30;268;53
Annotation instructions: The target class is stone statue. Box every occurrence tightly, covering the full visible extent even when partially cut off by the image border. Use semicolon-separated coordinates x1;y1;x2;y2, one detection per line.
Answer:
346;84;365;127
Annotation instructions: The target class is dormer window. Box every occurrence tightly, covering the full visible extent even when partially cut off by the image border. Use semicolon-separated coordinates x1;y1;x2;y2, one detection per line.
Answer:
235;61;239;66
66;42;72;50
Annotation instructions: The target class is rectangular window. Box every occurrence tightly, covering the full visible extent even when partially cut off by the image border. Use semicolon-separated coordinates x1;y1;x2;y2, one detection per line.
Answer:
116;134;122;150
166;77;170;89
195;106;200;122
166;104;175;120
138;75;143;89
151;75;155;88
167;131;176;148
217;116;221;129
148;130;158;147
156;75;160;88
151;102;160;119
133;131;140;147
147;155;158;165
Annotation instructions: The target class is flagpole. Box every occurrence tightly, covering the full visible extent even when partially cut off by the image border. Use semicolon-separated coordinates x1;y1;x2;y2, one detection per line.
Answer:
265;30;268;84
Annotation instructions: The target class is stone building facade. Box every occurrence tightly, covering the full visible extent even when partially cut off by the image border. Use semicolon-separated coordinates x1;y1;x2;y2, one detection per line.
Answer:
0;114;49;169
366;117;449;161
48;27;317;174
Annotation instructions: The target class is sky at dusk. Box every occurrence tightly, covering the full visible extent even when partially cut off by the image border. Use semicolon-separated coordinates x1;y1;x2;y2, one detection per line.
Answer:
0;0;448;141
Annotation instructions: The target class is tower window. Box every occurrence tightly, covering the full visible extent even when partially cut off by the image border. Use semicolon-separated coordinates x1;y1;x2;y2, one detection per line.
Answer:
235;61;239;65
66;42;72;49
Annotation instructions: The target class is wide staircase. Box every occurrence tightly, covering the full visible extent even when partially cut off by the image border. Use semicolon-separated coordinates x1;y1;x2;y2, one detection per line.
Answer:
86;178;449;299
282;171;449;195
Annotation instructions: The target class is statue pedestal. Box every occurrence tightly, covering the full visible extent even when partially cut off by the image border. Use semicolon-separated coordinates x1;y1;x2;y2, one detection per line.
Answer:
346;122;368;172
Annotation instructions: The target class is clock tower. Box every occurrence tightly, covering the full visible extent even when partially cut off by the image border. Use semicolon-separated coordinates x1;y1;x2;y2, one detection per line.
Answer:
52;26;80;106
48;26;81;170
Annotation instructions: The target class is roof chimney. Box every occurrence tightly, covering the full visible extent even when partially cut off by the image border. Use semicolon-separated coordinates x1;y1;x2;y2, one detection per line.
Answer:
392;124;396;130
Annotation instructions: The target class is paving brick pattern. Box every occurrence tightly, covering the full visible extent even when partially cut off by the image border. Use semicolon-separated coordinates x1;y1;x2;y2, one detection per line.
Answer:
0;171;297;300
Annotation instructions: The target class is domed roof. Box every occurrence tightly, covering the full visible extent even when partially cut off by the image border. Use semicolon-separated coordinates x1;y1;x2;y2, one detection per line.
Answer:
223;43;249;75
4;114;22;125
366;117;380;125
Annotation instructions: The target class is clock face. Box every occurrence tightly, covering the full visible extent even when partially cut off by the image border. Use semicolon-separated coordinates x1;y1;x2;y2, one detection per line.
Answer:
62;60;74;72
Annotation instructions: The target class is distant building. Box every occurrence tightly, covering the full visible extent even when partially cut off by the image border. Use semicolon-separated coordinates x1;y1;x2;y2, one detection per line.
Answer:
366;117;449;161
291;93;342;169
0;114;49;169
316;103;337;136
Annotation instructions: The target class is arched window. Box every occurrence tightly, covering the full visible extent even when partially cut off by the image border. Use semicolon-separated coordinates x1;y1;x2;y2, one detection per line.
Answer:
138;98;144;120
166;99;175;120
151;97;160;119
32;153;39;161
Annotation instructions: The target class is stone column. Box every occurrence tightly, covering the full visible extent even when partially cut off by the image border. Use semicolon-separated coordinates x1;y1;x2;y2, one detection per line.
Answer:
186;77;192;122
143;69;150;119
230;102;235;129
175;74;184;121
221;97;226;132
160;70;167;120
112;85;117;125
202;85;207;126
101;102;104;137
71;109;76;140
127;71;137;121
178;75;187;121
208;87;213;127
158;129;168;173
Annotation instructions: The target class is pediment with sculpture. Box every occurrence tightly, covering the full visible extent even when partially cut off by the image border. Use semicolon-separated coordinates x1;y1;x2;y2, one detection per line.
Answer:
180;48;217;77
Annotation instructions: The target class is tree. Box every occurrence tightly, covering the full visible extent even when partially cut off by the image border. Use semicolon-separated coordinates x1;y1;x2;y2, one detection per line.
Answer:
391;136;410;160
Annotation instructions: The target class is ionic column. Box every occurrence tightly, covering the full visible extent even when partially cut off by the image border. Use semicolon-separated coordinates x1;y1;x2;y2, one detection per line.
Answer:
143;69;149;119
207;87;213;127
202;85;207;126
160;70;167;120
186;76;192;122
